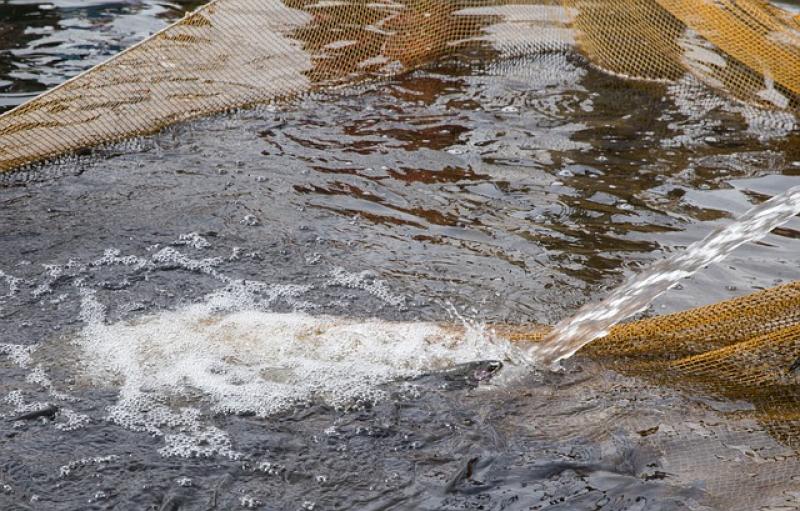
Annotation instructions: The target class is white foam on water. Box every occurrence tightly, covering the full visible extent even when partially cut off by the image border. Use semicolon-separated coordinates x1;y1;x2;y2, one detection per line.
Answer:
326;267;406;308
0;344;35;367
2;390;59;425
0;269;21;300
59;455;119;478
150;247;226;280
173;232;211;249
73;282;512;458
54;408;91;431
0;342;90;432
0;245;516;457
25;364;77;402
32;264;63;298
91;248;152;270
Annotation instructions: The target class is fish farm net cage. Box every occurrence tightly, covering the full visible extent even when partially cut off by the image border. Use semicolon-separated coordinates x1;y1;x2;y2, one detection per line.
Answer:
2;0;799;174
1;0;800;508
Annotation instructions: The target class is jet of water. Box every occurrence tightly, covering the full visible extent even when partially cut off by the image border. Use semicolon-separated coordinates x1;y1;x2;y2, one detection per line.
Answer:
529;185;800;368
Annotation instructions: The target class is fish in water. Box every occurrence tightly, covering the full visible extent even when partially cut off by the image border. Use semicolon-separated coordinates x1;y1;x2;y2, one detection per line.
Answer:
443;360;504;386
472;361;503;382
7;404;58;422
404;360;504;390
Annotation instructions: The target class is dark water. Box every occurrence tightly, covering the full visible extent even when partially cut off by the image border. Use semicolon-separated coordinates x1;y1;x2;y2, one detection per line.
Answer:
0;0;204;111
1;3;800;511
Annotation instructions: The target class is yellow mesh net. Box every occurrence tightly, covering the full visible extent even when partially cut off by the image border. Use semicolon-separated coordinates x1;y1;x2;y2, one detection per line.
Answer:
497;281;800;451
3;0;796;173
566;0;800;109
0;0;536;173
590;282;800;449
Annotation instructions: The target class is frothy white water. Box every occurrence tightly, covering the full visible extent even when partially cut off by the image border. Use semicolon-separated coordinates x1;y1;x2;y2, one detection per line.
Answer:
75;285;512;457
0;242;517;457
530;185;800;366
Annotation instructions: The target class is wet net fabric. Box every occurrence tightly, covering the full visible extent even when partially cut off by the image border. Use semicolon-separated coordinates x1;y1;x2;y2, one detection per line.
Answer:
0;0;798;443
586;282;800;508
1;0;799;173
0;0;800;509
0;0;570;173
586;282;800;449
0;0;313;173
500;282;800;445
565;0;800;109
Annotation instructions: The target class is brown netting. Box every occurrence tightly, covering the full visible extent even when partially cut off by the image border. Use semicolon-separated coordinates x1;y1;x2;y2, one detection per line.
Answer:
2;0;799;173
565;0;800;109
586;282;800;450
0;0;565;173
478;279;800;509
498;282;800;450
0;0;798;436
0;0;312;173
0;0;797;412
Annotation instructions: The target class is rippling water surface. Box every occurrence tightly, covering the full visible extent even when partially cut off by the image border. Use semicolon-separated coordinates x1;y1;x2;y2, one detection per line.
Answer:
1;3;800;510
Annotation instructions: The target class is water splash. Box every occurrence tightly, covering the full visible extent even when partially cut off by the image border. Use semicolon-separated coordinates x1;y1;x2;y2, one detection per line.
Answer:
73;285;512;457
529;185;800;367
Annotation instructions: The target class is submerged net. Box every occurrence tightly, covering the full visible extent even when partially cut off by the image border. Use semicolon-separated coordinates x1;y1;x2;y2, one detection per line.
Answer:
495;281;800;509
